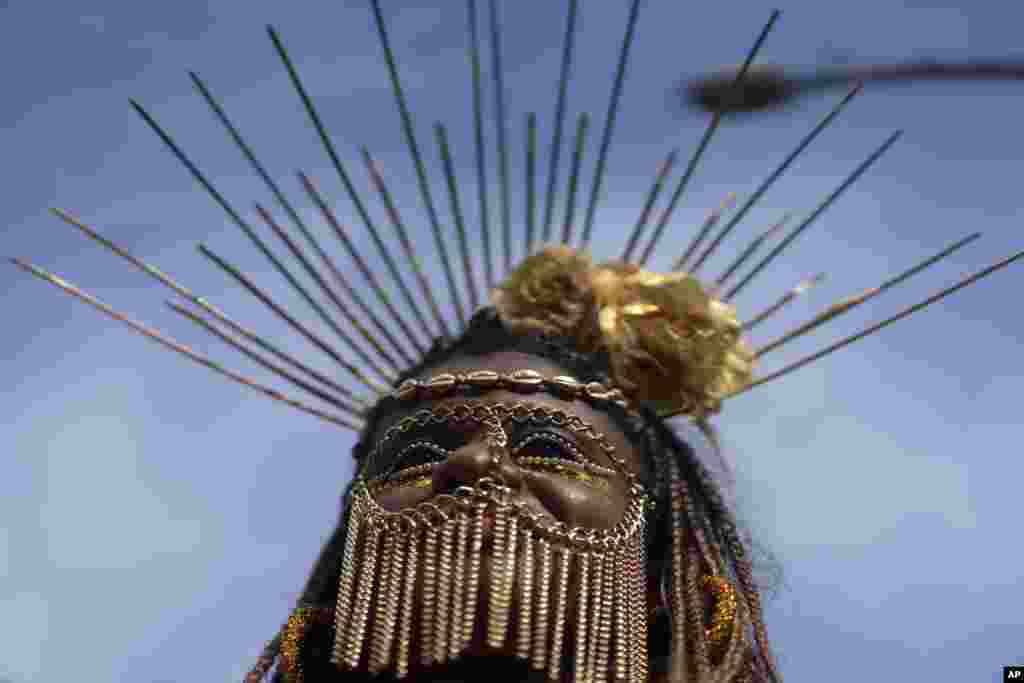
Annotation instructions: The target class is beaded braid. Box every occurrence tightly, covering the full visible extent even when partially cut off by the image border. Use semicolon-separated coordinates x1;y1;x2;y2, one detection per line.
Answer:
252;308;781;682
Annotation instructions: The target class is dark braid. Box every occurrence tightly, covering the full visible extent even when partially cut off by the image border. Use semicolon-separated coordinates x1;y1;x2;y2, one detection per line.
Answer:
252;308;780;681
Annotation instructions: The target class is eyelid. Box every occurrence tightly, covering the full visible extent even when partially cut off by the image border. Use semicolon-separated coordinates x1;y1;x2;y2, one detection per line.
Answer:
381;439;450;479
510;430;619;477
511;430;584;461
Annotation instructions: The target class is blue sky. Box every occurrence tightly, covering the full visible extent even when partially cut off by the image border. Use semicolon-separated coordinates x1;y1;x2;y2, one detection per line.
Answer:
2;1;1022;681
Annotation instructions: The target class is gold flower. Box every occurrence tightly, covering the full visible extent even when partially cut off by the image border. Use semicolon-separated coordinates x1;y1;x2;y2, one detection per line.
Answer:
492;246;754;417
490;245;593;337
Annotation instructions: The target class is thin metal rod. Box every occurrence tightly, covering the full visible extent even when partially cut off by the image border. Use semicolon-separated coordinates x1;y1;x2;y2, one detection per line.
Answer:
722;247;1024;402
622;149;678;262
541;0;580;245
298;171;428;359
11;258;361;431
51;207;366;406
671;193;737;271
167;300;366;420
743;273;827;332
130;99;403;378
466;0;494;290
561;113;590;246
436;122;482;312
189;70;425;362
361;148;453;340
369;0;467;328
725;130;903;301
756;232;981;357
714;213;791;287
198;243;390;393
638;10;781;267
689;84;862;273
488;0;513;277
252;203;409;370
525;112;538;256
264;31;437;348
579;0;644;248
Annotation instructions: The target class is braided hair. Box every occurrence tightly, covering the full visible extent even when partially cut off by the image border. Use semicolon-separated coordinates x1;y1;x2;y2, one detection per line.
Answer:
251;309;781;682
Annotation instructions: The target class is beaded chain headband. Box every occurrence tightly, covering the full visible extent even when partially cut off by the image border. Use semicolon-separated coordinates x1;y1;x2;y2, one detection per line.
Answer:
10;2;1022;432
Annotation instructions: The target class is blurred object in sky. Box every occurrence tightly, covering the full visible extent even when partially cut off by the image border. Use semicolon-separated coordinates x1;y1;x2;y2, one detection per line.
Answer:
685;59;1024;114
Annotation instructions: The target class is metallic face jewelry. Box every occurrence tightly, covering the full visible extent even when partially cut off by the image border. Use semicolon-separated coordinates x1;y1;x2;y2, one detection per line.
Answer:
331;398;650;682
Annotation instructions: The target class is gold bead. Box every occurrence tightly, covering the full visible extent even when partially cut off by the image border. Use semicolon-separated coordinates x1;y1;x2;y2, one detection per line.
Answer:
509;368;545;390
394;379;420;401
465;369;502;388
425;373;458;396
548;375;584;397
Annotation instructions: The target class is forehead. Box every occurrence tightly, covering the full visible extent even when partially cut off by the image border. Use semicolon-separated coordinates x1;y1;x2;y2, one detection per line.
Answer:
366;349;651;480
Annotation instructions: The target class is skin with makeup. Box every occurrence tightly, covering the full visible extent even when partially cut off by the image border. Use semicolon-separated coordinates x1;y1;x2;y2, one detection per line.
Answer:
315;350;663;682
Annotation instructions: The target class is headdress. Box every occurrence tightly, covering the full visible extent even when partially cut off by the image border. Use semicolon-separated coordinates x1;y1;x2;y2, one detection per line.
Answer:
11;1;1022;682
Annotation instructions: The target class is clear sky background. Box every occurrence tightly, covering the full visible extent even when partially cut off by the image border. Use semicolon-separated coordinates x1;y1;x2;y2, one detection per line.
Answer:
2;1;1022;681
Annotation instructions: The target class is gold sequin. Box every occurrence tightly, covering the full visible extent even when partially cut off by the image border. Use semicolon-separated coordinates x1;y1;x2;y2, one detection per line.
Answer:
703;574;738;663
279;606;333;683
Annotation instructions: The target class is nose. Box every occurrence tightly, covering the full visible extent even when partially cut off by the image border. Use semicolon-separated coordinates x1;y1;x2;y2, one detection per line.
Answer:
430;430;524;496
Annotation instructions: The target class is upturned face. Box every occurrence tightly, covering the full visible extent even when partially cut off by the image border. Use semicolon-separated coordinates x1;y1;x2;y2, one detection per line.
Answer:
366;350;650;529
332;349;653;682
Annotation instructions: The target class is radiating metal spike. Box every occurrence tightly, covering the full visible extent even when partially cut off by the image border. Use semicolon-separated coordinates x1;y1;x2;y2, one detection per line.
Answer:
166;300;365;419
131;100;395;384
580;0;644;248
10;258;361;431
623;149;679;262
436;123;483;312
197;243;390;392
368;0;468;328
743;272;827;332
689;84;862;272
361;148;453;339
637;10;781;266
525;113;539;257
254;203;409;372
467;0;495;290
50;208;363;407
542;0;581;245
188;70;426;365
299;172;430;361
713;213;791;287
671;192;737;272
725;130;903;300
756;232;981;357
488;0;513;277
726;247;1024;401
265;28;438;347
562;113;591;246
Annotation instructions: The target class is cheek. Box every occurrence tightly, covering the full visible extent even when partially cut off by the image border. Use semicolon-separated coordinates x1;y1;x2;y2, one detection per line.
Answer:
525;471;629;529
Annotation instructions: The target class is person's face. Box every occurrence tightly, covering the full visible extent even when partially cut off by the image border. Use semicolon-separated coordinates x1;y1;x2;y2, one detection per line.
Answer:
353;349;651;678
365;349;649;532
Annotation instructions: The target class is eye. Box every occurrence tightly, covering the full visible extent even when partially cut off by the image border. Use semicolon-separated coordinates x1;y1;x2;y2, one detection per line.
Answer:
376;440;450;480
511;431;586;463
511;431;614;492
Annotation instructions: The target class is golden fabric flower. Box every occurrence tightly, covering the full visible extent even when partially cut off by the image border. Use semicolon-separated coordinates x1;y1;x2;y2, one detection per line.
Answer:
490;245;593;337
492;246;754;417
